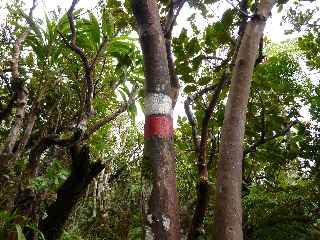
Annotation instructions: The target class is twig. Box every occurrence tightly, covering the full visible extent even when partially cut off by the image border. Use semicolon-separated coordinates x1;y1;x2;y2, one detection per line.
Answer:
82;85;138;141
184;84;218;152
90;36;109;69
224;0;253;18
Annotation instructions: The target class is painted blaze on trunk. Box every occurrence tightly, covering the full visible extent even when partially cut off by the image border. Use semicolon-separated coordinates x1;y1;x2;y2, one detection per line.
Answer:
132;0;180;239
144;93;179;239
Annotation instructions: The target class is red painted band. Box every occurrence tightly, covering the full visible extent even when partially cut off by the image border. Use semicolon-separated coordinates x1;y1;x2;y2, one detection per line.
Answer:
144;115;173;139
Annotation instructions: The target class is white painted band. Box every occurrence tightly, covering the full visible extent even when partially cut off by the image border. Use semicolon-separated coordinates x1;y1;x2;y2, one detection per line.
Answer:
145;93;172;116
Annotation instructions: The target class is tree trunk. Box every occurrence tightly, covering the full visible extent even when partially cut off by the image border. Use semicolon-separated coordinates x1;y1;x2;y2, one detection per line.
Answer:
132;0;180;239
39;145;104;240
214;1;275;239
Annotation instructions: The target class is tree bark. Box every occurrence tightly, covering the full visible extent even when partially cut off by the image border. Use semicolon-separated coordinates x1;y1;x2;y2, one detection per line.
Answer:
132;0;180;239
188;72;228;240
0;32;29;171
39;145;104;240
214;1;275;239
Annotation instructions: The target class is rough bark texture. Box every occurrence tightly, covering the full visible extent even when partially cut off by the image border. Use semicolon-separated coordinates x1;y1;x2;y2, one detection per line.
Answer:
132;0;180;239
215;0;275;240
132;0;171;95
144;139;180;239
214;1;275;239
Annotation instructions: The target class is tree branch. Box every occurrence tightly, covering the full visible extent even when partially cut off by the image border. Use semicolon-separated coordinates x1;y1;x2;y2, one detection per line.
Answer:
165;39;180;108
184;85;217;152
0;0;37;170
12;87;46;162
82;86;138;141
255;36;265;66
225;0;253;18
66;0;93;119
90;36;109;70
39;144;104;240
30;87;137;152
188;71;229;239
164;0;187;108
199;71;228;176
164;0;187;38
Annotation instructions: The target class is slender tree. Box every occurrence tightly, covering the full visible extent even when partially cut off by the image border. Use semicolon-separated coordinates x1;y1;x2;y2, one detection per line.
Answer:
132;0;180;238
214;0;276;239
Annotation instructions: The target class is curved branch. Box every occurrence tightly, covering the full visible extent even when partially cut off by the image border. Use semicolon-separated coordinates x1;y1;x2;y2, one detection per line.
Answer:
66;0;93;119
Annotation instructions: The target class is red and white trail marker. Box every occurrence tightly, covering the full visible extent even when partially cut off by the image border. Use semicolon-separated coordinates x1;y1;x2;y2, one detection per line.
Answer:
144;93;173;139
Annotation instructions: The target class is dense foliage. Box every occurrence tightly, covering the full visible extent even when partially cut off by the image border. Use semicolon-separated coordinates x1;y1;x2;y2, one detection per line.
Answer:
0;0;319;239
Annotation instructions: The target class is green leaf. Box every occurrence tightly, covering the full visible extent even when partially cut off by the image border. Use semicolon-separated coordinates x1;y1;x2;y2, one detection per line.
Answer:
186;38;201;56
26;34;46;63
192;55;202;71
277;4;284;13
128;103;137;123
176;63;192;75
44;13;56;45
57;13;69;33
181;74;194;83
15;224;26;240
89;12;101;44
198;76;211;86
20;9;44;43
26;224;45;240
76;13;101;50
108;40;132;55
184;85;197;94
221;9;235;30
102;8;114;38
